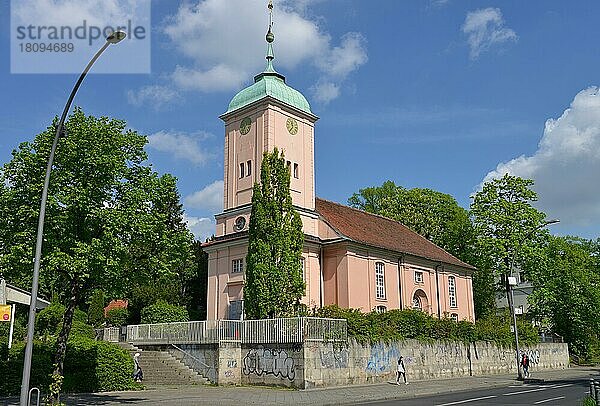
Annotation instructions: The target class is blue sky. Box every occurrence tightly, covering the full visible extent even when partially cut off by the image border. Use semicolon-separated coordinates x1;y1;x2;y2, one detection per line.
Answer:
1;0;600;241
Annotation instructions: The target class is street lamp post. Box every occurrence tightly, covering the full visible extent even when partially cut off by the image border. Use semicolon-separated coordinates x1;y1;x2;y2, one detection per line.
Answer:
508;218;559;381
19;31;126;406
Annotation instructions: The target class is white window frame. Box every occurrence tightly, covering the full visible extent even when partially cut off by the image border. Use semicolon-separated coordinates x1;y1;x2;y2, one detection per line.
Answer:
246;160;251;177
414;271;423;284
232;258;244;274
375;305;387;313
301;257;306;282
293;163;299;179
239;163;245;178
448;276;457;308
450;313;459;322
375;262;386;300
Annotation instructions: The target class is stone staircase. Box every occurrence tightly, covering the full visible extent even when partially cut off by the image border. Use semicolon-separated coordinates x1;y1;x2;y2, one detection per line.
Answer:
118;343;209;386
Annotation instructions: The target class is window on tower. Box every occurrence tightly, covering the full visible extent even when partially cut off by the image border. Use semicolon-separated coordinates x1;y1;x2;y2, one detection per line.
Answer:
293;163;299;179
239;163;245;178
246;160;251;177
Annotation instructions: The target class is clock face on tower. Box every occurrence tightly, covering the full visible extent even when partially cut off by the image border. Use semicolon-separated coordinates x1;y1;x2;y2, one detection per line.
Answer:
240;117;252;135
234;216;246;232
286;117;298;135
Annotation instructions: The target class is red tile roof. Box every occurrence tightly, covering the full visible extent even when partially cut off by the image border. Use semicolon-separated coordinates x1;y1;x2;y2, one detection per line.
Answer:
315;198;475;270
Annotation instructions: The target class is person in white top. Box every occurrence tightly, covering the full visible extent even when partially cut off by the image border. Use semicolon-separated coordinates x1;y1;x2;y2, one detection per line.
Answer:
396;356;408;385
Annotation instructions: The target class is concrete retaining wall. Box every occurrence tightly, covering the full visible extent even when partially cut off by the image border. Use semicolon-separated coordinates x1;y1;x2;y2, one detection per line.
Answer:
153;340;569;389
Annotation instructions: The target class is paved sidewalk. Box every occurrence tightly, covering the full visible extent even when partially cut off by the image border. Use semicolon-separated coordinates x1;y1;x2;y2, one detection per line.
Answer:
3;367;598;405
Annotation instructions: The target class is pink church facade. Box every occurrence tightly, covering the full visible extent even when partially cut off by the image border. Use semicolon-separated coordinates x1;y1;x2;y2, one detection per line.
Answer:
204;16;475;322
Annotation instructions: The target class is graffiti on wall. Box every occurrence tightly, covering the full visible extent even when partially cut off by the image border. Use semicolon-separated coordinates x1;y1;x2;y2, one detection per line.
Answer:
242;346;296;381
366;343;400;373
320;347;349;369
520;349;540;365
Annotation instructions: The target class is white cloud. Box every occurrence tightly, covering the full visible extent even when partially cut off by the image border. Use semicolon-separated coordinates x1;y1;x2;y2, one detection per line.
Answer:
462;8;517;60
13;0;136;28
147;130;213;165
184;214;215;241
127;85;180;109
171;65;247;92
481;87;600;227
184;180;224;212
311;81;340;104
316;32;368;79
153;0;366;102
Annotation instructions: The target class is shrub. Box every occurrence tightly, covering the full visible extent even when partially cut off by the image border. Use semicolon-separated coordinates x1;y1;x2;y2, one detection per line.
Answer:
316;304;540;347
63;337;136;392
36;303;87;337
140;301;189;324
0;337;136;396
87;289;106;327
106;307;129;327
70;321;96;340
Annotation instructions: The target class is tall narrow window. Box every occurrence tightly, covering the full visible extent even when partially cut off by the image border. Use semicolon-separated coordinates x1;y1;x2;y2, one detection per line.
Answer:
448;276;457;308
239;163;245;178
375;262;385;300
293;163;299;179
301;257;306;282
232;258;244;274
246;160;252;177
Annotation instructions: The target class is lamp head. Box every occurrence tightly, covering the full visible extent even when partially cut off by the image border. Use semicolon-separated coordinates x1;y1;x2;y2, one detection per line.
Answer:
106;31;126;44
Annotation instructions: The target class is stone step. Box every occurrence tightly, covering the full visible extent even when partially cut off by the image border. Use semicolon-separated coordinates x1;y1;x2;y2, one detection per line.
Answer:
124;346;210;386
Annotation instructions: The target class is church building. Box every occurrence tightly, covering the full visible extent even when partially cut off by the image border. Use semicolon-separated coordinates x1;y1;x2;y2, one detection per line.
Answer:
204;4;476;322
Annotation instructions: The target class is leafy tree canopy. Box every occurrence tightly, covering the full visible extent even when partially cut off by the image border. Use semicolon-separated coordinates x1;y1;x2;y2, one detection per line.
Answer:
0;108;195;392
244;148;304;319
528;236;600;361
348;180;473;259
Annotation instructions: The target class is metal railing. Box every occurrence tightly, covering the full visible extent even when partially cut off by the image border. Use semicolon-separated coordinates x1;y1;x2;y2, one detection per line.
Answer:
590;379;600;406
94;327;120;342
126;320;242;345
123;317;347;345
242;317;347;343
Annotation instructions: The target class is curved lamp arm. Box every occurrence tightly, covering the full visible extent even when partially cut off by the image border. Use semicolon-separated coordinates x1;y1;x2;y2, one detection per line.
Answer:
20;31;126;406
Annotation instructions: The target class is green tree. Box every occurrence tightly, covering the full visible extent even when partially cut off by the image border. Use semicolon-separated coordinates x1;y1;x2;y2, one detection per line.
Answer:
528;236;600;361
87;289;105;327
349;181;474;259
244;148;305;319
0;109;195;398
470;174;548;318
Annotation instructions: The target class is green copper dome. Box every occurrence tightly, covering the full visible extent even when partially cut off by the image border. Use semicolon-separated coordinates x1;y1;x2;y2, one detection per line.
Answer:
225;14;312;115
226;72;312;114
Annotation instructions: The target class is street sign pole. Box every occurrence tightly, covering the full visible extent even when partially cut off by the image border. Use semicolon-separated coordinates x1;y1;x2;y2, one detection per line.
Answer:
8;304;15;349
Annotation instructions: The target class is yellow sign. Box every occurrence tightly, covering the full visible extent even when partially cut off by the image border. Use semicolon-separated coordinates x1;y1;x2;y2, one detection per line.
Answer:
0;305;11;322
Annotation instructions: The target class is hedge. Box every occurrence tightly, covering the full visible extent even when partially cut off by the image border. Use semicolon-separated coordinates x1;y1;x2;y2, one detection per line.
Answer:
315;305;540;346
140;301;189;324
106;307;129;327
0;337;137;396
36;303;87;337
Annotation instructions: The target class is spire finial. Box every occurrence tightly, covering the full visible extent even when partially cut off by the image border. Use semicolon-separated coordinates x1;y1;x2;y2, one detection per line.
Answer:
264;0;276;72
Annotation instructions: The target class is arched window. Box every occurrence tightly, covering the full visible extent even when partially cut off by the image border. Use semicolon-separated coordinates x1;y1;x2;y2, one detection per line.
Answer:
412;289;428;312
375;262;385;299
412;296;421;310
448;276;457;308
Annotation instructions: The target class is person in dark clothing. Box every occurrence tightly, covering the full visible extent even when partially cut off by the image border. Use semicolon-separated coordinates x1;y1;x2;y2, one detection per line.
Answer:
396;356;408;385
521;353;530;378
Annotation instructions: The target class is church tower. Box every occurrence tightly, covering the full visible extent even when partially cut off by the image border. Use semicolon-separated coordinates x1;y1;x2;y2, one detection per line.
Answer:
205;1;321;320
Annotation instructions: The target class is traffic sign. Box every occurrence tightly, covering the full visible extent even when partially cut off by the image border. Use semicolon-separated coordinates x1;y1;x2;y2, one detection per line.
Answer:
0;304;11;321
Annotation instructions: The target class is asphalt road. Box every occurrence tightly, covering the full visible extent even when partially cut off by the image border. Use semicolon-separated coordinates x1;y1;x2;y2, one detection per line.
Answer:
360;378;590;405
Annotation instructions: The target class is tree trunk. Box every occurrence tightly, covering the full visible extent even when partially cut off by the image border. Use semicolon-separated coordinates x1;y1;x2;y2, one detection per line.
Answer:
49;275;79;405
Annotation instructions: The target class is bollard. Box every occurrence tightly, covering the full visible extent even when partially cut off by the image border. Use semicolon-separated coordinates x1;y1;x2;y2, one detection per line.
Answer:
28;387;40;406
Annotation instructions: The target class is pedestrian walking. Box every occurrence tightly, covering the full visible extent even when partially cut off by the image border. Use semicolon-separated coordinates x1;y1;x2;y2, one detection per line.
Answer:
133;352;143;382
396;356;408;385
521;353;530;378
